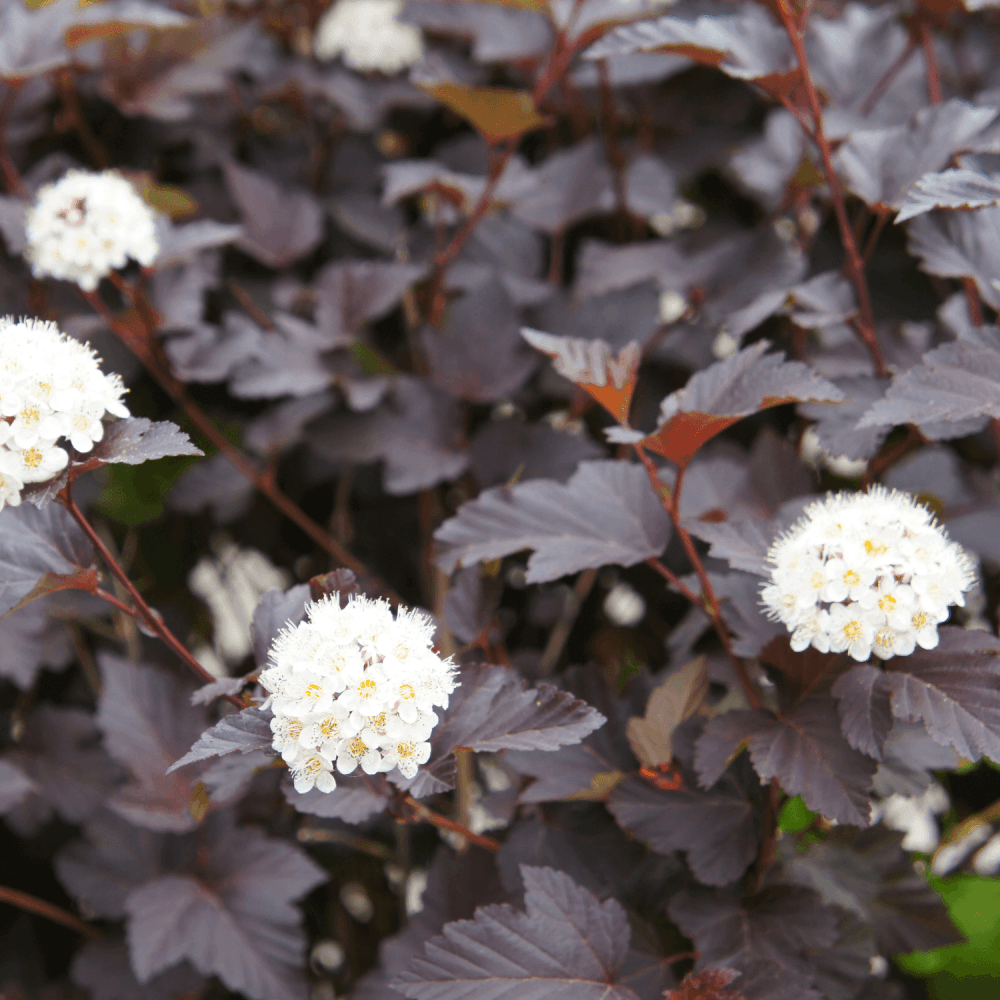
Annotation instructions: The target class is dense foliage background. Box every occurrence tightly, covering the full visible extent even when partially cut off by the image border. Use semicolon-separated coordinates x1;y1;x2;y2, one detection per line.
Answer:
2;1;1000;999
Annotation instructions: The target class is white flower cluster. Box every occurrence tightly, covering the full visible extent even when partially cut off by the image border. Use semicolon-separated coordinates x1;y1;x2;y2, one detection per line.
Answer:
0;317;130;510
259;593;458;794
313;0;424;73
761;488;975;661
25;170;159;291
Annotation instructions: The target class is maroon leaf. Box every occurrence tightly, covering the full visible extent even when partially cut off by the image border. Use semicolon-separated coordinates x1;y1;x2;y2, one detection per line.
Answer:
222;160;324;269
166;453;253;524
607;774;757;886
779;826;961;955
627;342;842;468
96;655;210;833
403;1;551;62
167;708;275;774
393;865;639;1000
316;259;425;340
124;820;326;1000
423;278;538;403
0;503;96;616
881;627;1000;763
799;375;889;461
831;664;893;760
434;460;671;583
441;565;503;644
694;710;767;788
836;100;996;211
664;969;744;1000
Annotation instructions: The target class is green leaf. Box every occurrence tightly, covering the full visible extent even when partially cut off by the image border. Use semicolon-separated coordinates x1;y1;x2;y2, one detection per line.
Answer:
898;876;1000;997
778;795;817;833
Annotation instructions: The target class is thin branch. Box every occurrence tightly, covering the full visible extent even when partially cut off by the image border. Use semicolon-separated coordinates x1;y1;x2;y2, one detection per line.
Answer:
403;795;501;852
538;567;598;675
94;587;140;619
0;83;28;199
0;885;100;939
60;487;242;706
963;277;984;327
919;22;943;104
776;0;887;378
859;40;917;116
634;446;761;709
862;209;891;264
80;286;402;604
645;556;702;607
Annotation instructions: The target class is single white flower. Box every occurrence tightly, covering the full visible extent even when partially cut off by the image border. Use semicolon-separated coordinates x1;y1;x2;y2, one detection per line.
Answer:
290;748;337;794
380;739;431;780
313;0;424;74
25;169;159;290
336;730;383;775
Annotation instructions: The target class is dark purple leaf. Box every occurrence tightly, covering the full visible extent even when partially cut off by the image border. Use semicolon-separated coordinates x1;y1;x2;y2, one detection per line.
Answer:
434;460;672;583
3;706;120;835
432;662;606;754
190;674;250;706
585;5;797;96
165;453;254;524
423;278;538;403
251;584;311;668
779;826;961;955
154;219;243;268
223;160;324;269
0;502;96;616
90;418;203;466
667;885;838;985
696;698;875;827
509;140;614;235
315;259;425;340
906;205;1000;310
393;864;639;1000
0;596;74;689
799;376;889;461
729;110;805;209
607;774;757;886
0;194;27;254
469;419;605;489
164;313;261;385
0;760;33;813
167;707;275;774
56;811;168;920
836;101;996;210
282;772;390;824
881;627;1000;763
711;572;785;657
858;330;1000;428
310;376;468;495
441;566;503;644
831;664;893;760
629;342;842;468
683;518;776;577
72;938;205;1000
897;165;1000;222
244;392;336;457
403;0;551;61
96;654;209;833
201;749;274;804
124;821;326;1000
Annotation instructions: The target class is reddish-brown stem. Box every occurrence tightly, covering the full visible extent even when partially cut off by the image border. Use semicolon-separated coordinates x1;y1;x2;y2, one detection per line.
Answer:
645;557;702;607
776;0;887;378
81;287;401;603
56;70;110;169
95;587;140;619
597;59;630;225
963;277;984;326
634;446;761;709
859;40;917;116
862;425;924;489
0;885;100;940
862;209;891;264
753;778;783;890
919;22;943;104
60;488;242;705
403;795;501;852
0;84;28;199
425;29;584;325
